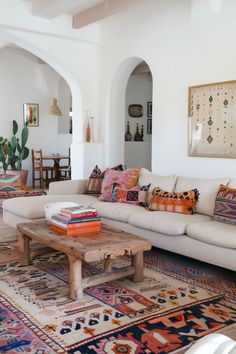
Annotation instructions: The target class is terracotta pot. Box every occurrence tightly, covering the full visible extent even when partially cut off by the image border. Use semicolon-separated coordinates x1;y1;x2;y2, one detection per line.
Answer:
6;170;29;185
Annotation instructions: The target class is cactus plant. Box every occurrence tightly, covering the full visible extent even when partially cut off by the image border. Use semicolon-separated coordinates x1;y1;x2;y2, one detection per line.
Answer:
8;120;29;170
0;120;29;172
0;137;10;172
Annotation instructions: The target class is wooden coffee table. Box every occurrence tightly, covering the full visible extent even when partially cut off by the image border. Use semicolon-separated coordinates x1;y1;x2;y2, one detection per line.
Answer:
17;220;152;300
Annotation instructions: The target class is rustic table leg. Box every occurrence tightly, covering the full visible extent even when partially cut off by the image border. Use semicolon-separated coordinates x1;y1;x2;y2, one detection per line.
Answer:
104;256;113;272
18;231;30;266
69;256;83;300
132;251;144;282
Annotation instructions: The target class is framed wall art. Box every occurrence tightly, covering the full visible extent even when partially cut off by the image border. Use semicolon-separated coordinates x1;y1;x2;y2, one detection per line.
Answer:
188;80;236;158
147;101;152;117
23;103;39;127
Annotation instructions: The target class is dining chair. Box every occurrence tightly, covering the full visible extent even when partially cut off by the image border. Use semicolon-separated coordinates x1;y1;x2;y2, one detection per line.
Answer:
32;149;55;188
59;148;71;180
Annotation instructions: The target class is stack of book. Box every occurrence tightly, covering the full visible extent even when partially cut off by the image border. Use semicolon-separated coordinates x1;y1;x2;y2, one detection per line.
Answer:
49;205;101;235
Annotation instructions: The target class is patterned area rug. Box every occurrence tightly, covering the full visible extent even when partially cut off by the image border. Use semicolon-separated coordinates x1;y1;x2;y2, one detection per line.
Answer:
0;252;236;353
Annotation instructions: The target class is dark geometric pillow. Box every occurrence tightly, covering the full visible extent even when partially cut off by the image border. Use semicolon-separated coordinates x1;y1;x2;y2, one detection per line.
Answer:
89;165;102;178
85;164;124;195
111;183;151;207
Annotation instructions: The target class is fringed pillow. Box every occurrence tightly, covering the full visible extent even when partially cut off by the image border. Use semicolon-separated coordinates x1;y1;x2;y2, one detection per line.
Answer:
149;188;200;215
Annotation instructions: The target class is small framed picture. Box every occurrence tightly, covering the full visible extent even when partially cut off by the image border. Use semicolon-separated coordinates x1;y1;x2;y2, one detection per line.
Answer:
147;101;152;117
147;118;152;134
23;103;39;127
69;117;72;134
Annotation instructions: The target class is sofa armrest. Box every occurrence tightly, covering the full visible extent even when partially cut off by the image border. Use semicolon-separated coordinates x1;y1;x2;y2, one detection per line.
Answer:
48;179;88;195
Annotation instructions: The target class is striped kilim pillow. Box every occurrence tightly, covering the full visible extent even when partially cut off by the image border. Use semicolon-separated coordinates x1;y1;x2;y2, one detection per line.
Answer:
86;164;123;195
0;174;21;191
214;184;236;225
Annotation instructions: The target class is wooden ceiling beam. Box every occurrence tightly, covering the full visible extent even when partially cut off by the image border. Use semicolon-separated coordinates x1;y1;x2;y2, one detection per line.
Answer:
73;0;145;29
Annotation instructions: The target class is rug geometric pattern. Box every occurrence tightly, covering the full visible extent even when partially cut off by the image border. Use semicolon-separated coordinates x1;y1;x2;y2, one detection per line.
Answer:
0;252;235;353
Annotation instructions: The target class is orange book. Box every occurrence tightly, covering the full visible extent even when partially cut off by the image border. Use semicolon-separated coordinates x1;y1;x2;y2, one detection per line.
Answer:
50;223;101;236
51;220;101;230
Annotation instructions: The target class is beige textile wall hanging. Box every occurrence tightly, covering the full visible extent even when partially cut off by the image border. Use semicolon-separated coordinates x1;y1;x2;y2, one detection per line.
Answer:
188;80;236;158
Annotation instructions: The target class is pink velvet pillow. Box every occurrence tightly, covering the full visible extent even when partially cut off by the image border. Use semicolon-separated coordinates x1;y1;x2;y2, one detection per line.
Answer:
99;168;140;202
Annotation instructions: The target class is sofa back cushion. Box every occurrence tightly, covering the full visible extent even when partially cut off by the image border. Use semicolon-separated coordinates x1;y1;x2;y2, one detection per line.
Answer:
138;169;177;191
175;176;229;216
138;169;177;205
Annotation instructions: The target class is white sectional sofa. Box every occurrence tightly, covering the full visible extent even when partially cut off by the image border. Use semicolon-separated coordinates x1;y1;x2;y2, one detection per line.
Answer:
2;169;236;272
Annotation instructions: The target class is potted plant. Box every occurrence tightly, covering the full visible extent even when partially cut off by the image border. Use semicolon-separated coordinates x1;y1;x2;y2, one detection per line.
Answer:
0;120;29;184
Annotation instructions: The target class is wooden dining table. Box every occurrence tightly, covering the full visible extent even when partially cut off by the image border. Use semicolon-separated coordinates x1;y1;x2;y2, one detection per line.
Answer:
42;154;70;181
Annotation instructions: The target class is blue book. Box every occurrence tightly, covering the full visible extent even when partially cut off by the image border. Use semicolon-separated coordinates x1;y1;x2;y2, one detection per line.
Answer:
51;214;101;225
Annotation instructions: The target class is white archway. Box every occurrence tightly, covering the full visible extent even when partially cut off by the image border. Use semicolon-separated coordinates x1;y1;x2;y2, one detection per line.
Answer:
106;56;153;168
0;29;84;178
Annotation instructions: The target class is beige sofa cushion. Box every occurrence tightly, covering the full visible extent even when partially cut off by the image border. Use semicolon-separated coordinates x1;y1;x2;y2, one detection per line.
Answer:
90;201;146;223
186;221;236;249
2;194;98;219
175;177;229;216
138;169;177;204
138;169;177;192
128;210;211;236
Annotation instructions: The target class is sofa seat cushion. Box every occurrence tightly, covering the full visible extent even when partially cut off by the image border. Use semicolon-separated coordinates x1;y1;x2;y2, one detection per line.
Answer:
90;201;146;223
3;194;98;219
128;211;211;236
186;221;236;249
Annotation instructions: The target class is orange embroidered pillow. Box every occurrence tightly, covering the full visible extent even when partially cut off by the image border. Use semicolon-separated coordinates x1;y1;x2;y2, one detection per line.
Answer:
149;188;199;215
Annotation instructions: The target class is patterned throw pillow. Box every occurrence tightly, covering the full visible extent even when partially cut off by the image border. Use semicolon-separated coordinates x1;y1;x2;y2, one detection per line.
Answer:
99;168;141;202
149;187;200;215
213;184;236;225
0;174;21;191
85;164;123;195
111;184;151;207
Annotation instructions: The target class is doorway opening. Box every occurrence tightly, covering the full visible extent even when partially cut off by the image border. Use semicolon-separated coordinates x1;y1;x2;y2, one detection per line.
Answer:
124;61;152;170
0;43;72;186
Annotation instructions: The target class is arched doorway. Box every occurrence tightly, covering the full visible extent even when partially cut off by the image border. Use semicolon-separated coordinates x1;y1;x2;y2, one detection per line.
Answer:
107;57;153;170
124;61;152;170
0;30;83;178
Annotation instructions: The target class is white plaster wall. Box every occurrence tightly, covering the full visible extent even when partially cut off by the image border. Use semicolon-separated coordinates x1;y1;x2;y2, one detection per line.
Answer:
98;0;236;178
0;0;101;179
0;46;71;184
58;78;71;135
